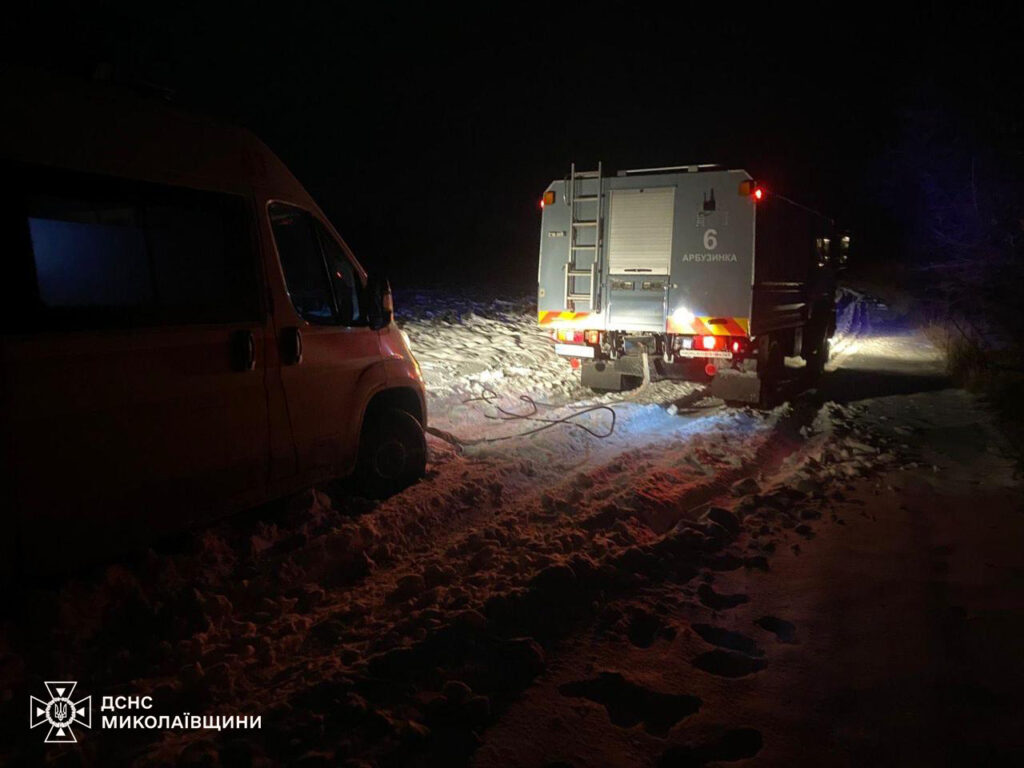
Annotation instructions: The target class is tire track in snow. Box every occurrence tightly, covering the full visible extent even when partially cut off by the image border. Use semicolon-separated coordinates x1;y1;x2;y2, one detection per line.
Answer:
826;288;873;371
143;394;834;765
2;290;896;767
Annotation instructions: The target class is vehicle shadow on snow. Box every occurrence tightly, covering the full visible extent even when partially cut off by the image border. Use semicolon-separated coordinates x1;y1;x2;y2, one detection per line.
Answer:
8;481;381;599
811;366;951;404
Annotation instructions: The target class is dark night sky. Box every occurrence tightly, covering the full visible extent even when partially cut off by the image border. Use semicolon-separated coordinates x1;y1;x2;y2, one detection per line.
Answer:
4;4;1023;288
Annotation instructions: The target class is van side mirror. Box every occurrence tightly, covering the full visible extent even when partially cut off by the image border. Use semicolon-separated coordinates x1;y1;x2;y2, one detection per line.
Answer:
366;275;393;330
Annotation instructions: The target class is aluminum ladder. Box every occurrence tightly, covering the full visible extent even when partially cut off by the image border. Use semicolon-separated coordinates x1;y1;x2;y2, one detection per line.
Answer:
564;161;602;311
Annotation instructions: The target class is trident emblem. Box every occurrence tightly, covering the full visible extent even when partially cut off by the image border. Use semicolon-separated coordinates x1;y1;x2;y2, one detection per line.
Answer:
29;681;92;743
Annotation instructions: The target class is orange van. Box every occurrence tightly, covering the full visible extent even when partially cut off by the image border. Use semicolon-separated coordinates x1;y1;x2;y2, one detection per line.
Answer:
0;70;427;571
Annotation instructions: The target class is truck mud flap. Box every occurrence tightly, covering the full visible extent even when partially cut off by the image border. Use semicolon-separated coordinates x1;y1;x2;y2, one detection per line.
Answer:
581;356;645;392
709;368;763;405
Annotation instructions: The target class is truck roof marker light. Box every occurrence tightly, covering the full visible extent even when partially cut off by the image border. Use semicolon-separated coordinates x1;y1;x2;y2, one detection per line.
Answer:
738;180;765;200
541;190;556;209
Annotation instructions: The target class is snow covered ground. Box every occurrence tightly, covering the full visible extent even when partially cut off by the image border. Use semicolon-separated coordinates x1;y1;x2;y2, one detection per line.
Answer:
2;287;1020;767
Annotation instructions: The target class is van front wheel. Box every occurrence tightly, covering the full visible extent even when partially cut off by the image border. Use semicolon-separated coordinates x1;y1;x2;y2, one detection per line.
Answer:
357;407;427;498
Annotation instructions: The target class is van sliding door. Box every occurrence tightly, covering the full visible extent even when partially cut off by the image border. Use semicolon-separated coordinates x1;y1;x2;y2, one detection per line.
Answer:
1;166;271;559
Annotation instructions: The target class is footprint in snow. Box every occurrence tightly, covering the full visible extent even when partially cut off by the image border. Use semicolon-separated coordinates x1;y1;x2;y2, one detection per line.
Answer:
692;649;768;678
627;608;676;648
697;583;749;611
755;615;798;644
657;727;764;767
691;624;764;657
558;671;700;737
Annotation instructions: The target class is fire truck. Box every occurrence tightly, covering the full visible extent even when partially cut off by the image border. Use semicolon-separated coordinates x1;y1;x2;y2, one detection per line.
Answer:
537;163;848;405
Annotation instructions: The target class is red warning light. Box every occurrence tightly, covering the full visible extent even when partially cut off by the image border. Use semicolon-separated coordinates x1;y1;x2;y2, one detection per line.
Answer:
738;180;764;199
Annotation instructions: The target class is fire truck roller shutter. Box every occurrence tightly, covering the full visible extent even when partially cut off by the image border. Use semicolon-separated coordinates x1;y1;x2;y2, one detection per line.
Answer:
606;187;675;333
607;187;675;276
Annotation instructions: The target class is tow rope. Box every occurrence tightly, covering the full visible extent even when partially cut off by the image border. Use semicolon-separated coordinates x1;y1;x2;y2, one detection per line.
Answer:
425;352;653;449
425;393;617;448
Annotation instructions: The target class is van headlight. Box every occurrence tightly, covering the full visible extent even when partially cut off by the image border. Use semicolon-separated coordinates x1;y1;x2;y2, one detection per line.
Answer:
399;330;422;377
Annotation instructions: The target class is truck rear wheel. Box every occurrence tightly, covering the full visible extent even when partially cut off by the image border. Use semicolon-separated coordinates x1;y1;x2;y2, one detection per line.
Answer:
803;304;834;382
757;336;784;408
357;407;427;498
805;332;828;380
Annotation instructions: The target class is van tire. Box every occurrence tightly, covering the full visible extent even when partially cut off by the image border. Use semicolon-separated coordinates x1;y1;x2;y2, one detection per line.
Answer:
357;407;427;498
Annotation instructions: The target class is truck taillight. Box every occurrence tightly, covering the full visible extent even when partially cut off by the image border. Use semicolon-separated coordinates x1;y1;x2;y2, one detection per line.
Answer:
585;330;600;344
555;329;586;343
701;335;718;351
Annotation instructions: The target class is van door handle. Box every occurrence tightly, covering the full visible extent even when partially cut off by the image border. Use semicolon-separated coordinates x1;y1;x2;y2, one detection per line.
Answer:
282;327;303;365
230;329;256;372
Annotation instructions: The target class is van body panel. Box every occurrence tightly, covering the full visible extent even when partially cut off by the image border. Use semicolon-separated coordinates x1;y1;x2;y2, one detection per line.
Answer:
378;325;427;407
0;69;427;565
259;320;302;485
5;322;271;553
260;200;383;480
277;325;384;475
0;68;302;201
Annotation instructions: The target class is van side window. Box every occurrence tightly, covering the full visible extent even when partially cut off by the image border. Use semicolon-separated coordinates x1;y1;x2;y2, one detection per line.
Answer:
268;204;336;324
28;198;153;309
10;165;259;329
314;221;363;326
268;203;365;327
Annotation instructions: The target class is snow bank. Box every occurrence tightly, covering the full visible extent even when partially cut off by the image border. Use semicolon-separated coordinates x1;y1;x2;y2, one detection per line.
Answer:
0;286;983;768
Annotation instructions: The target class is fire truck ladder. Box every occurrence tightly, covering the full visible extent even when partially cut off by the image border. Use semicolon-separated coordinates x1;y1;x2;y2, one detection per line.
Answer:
564;161;603;311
